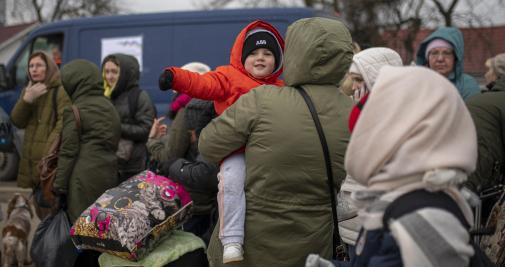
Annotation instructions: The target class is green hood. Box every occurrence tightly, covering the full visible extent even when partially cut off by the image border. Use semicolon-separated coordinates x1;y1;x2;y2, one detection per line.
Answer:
102;53;140;99
283;17;353;87
61;59;103;101
416;27;480;99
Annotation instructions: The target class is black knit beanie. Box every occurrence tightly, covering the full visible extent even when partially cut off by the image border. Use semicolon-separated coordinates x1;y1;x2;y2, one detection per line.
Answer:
241;30;281;70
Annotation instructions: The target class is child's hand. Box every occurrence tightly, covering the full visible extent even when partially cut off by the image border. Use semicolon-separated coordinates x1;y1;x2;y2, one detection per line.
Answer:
149;117;168;139
23;82;48;103
159;69;174;91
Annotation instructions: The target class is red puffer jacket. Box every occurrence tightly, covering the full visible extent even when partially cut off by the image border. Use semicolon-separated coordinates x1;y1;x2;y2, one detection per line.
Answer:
166;20;284;115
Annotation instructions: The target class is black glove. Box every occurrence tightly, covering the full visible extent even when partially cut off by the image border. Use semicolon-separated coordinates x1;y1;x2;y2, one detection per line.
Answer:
159;69;174;91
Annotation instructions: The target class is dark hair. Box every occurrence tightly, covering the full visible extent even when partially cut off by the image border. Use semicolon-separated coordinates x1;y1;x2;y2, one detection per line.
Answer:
102;54;120;69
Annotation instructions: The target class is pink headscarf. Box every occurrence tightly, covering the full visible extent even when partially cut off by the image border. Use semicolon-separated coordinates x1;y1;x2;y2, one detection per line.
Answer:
425;38;453;58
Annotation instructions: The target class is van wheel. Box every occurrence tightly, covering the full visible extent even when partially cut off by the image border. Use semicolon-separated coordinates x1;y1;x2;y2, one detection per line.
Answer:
0;151;18;181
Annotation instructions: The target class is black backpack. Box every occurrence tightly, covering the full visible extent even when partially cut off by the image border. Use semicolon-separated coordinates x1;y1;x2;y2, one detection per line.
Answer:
382;189;496;267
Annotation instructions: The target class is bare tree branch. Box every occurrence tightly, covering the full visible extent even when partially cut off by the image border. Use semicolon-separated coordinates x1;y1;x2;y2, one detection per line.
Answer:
51;0;65;22
430;0;460;26
7;0;121;23
31;0;43;22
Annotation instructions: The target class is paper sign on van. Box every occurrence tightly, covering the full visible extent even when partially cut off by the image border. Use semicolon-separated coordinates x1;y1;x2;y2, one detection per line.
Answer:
101;35;143;71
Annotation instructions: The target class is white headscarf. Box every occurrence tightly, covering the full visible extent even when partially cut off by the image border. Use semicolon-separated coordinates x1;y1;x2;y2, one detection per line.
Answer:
345;66;477;191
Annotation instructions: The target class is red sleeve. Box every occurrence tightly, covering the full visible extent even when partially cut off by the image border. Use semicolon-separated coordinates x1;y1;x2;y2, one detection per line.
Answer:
348;93;369;132
169;66;231;101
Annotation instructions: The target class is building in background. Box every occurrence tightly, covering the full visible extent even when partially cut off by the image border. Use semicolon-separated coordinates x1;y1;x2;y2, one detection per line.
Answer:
384;26;505;83
0;22;38;64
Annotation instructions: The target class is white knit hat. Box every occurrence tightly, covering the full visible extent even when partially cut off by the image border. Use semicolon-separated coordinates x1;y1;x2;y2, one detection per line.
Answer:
181;62;211;74
351;47;403;90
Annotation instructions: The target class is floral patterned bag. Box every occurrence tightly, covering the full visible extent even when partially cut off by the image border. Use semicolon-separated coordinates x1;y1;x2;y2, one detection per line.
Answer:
480;186;505;266
70;170;193;261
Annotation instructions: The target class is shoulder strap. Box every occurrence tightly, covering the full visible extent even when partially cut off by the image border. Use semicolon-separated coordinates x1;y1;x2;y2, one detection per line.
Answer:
383;189;498;267
128;88;142;121
71;105;81;138
72;105;82;140
383;189;469;231
295;86;340;260
52;86;59;127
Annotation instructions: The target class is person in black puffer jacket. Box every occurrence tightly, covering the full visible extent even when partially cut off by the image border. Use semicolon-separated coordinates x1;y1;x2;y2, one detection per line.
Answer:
159;98;218;245
102;53;156;182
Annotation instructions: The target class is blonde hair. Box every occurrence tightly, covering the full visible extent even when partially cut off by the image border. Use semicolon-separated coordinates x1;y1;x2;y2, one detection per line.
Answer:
340;42;362;96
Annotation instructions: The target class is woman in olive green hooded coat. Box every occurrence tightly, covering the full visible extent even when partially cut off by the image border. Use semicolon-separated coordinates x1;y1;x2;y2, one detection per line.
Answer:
199;17;353;266
11;51;71;189
53;59;121;223
11;51;72;219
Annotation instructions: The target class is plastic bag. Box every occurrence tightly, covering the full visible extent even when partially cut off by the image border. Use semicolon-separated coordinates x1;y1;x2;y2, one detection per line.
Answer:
31;210;78;267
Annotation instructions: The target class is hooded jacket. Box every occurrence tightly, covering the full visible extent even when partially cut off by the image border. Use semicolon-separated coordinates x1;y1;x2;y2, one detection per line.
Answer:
466;76;505;192
54;59;121;222
103;54;156;176
10;51;72;188
416;27;480;100
198;17;353;267
167;20;284;115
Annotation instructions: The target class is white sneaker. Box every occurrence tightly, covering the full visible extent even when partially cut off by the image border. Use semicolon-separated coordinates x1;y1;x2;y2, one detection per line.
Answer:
223;243;244;264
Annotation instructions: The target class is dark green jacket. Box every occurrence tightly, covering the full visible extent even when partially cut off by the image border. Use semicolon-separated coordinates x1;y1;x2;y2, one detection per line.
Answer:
55;59;121;222
466;78;505;192
10;54;72;188
107;54;155;176
147;107;190;164
416;27;480;100
199;18;353;267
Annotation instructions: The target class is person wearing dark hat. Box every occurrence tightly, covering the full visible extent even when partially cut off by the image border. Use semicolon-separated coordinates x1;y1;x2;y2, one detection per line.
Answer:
198;17;354;266
158;20;284;263
241;28;282;72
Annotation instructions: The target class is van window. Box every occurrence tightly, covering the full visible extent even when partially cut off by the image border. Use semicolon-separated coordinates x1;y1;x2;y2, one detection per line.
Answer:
13;33;63;87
